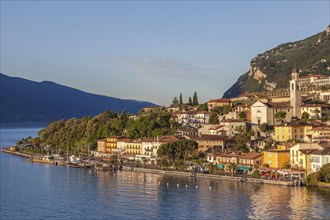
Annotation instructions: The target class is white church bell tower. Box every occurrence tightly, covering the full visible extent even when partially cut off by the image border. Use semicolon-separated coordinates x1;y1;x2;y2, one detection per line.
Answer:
290;67;301;118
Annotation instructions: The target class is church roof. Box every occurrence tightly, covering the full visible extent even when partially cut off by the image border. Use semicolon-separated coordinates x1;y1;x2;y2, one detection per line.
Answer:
292;66;299;73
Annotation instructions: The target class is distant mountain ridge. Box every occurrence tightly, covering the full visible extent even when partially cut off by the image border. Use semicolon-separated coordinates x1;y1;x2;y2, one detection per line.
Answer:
0;73;157;122
223;25;330;98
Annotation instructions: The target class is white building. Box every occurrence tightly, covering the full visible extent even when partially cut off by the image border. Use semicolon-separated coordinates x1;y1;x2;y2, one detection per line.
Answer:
251;100;292;126
141;138;161;157
301;103;330;119
176;111;210;128
311;148;330;173
117;138;133;154
219;119;247;136
320;91;330;103
298;74;330;88
141;136;179;158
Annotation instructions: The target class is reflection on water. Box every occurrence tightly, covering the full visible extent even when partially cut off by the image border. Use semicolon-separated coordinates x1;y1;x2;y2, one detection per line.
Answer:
1;125;330;219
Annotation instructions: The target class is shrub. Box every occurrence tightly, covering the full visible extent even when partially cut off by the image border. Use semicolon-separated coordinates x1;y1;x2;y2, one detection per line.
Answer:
251;170;261;179
319;164;330;183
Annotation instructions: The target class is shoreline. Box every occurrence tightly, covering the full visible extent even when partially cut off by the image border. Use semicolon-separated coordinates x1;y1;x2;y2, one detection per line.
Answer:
2;148;304;187
124;166;298;186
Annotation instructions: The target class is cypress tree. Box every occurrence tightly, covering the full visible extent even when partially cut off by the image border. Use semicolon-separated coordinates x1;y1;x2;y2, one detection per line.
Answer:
188;97;192;106
193;91;198;106
179;93;183;105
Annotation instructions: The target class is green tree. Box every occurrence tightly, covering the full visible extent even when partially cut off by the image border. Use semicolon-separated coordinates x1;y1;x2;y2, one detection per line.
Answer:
235;128;251;152
173;160;185;171
109;154;118;166
212;106;232;115
207;163;218;174
197;103;208;111
239;111;247;119
157;139;198;166
281;161;291;169
157;158;170;169
188;97;193;106
259;123;274;134
274;111;287;123
209;112;219;124
141;157;148;168
251;170;261;179
193;91;199;106
319;163;330;183
172;97;179;106
301;112;310;121
226;162;237;176
179;93;183;105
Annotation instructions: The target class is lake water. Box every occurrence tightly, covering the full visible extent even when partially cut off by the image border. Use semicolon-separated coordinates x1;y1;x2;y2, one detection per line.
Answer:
1;123;330;219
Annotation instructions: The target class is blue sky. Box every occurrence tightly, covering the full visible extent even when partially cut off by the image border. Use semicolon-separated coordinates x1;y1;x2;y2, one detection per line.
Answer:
1;1;329;105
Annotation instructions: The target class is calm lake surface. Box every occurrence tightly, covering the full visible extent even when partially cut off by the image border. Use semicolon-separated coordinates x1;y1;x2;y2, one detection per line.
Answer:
1;123;330;220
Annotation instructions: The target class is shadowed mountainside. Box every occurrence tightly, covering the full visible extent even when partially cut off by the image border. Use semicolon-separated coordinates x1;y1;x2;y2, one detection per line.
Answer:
0;73;157;122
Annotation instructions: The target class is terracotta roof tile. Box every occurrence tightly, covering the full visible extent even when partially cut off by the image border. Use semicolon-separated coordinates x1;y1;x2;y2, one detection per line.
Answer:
238;152;263;159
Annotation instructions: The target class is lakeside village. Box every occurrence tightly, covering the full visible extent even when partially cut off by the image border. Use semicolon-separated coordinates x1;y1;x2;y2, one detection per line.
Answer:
3;67;330;187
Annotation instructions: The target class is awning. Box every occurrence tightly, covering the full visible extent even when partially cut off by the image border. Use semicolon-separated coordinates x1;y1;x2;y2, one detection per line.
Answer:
216;164;224;169
236;165;252;171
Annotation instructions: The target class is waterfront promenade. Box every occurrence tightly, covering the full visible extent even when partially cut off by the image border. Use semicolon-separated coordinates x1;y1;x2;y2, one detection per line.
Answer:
1;148;303;187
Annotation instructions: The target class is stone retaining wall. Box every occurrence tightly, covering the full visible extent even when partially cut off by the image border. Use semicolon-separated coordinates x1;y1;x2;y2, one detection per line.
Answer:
125;166;296;186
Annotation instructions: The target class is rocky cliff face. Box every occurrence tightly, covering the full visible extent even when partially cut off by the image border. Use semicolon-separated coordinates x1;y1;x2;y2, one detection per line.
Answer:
223;26;330;98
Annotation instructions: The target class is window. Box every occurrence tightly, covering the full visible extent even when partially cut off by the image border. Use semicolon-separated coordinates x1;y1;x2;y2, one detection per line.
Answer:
312;156;320;163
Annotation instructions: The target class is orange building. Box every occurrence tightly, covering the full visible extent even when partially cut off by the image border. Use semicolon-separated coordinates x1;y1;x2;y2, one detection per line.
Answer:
207;98;232;111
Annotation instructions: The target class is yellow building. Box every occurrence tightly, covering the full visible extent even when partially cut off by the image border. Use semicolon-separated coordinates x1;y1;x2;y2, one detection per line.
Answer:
105;136;121;153
194;135;233;152
125;140;142;155
207;98;232;111
290;143;324;174
263;149;290;169
97;139;107;153
274;121;315;142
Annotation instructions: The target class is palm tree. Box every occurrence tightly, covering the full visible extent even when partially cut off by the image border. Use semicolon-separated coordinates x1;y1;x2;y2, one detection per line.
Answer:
208;163;216;174
226;162;237;176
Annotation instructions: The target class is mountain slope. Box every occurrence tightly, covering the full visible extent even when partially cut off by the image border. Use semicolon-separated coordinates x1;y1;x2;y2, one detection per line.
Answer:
223;26;330;98
0;73;157;122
